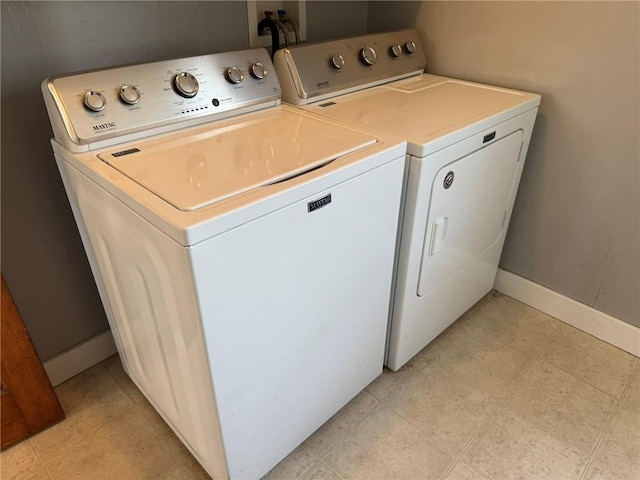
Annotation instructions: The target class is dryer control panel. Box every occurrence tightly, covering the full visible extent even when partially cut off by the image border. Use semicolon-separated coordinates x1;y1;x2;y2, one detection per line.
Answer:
42;49;281;151
274;30;426;105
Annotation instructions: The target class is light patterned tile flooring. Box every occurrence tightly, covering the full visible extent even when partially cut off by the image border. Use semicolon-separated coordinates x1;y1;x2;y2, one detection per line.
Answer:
2;291;639;480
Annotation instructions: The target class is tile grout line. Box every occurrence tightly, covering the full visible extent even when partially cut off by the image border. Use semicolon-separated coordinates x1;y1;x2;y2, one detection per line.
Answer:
374;306;564;480
299;457;346;480
304;360;438;480
440;317;564;480
498;316;564;402
384;403;460;479
2;440;42;480
308;396;389;472
525;322;638;479
283;387;390;480
384;332;469;479
387;327;474;478
387;359;498;466
500;320;597;480
275;318;638;480
30;365;144;480
578;359;640;480
157;462;185;480
540;347;639;401
386;314;551;480
36;401;140;480
10;449;51;480
535;357;622;403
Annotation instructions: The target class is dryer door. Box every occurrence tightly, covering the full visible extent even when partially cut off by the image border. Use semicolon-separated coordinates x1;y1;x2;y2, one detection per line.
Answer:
417;130;523;297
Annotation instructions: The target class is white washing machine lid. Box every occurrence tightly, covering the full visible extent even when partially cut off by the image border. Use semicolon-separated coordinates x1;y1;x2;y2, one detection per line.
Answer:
306;75;540;157
98;109;376;211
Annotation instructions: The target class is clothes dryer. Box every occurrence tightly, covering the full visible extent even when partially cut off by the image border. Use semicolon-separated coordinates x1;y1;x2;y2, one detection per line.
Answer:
42;48;406;479
275;30;541;370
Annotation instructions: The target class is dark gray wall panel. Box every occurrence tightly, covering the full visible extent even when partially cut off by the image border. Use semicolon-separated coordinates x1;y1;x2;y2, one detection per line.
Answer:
306;1;368;42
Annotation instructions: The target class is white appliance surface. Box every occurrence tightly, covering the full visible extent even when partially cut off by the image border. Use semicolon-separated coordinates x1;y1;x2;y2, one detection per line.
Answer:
274;30;541;371
99;108;375;211
43;48;406;479
306;75;538;157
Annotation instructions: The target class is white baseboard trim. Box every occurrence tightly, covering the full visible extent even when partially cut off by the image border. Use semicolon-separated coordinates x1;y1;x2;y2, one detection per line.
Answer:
494;268;640;357
44;329;118;386
42;272;638;385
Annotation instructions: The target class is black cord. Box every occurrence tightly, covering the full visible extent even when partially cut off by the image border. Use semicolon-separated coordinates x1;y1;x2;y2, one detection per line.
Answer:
282;19;299;45
258;18;280;59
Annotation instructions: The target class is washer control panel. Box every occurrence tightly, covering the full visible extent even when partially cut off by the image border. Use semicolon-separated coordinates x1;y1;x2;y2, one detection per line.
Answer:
43;48;281;148
273;30;426;105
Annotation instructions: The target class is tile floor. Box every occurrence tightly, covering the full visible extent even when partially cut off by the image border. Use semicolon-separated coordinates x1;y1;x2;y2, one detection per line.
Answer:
2;291;639;480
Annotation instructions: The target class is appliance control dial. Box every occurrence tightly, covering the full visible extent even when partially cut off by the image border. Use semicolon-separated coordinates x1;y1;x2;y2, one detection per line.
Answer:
390;44;403;58
83;90;106;112
119;84;140;105
173;72;199;98
359;46;377;66
250;62;268;79
331;53;345;70
225;66;245;84
404;41;417;55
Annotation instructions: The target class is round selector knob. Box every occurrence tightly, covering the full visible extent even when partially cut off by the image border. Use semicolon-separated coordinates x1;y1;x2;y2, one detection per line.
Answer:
331;53;345;70
250;62;268;79
83;90;106;112
404;41;417;55
390;44;403;58
225;66;245;84
119;84;140;105
359;46;377;66
173;72;199;98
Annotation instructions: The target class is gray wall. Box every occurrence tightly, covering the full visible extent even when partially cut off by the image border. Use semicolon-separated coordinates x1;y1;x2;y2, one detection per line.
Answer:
307;1;368;42
0;1;369;361
369;1;640;326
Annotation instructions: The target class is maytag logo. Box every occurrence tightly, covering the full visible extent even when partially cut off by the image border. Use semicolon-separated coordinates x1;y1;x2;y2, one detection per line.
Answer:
316;80;330;88
308;194;332;213
92;121;116;132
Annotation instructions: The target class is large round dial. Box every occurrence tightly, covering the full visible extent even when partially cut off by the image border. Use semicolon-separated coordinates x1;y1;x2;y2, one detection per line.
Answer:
250;62;268;79
359;46;377;66
83;90;106;112
331;53;345;70
119;84;140;105
173;72;199;98
225;66;244;84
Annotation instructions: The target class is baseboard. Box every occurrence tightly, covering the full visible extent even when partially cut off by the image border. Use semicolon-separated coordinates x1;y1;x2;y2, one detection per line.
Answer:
494;269;640;357
43;330;118;386
42;272;638;385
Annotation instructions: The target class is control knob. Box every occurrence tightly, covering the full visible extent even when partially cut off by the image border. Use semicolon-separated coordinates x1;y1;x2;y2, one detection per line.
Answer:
225;66;245;84
173;72;199;98
119;84;140;105
359;46;377;66
83;90;106;112
390;44;403;58
250;62;268;79
404;41;417;55
330;53;345;70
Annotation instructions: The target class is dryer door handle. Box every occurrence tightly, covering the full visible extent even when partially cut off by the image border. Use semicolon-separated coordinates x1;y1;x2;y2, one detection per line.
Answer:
429;216;448;256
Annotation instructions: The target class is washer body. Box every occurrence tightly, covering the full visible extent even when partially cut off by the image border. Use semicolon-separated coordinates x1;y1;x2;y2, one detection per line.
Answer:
275;31;541;370
43;49;406;479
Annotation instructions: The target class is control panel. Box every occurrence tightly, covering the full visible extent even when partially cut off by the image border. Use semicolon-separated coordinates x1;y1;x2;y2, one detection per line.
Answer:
42;49;281;148
273;30;426;105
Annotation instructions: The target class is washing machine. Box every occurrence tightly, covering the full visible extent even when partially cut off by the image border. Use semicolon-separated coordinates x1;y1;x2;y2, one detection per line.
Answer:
274;30;541;371
42;48;406;479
